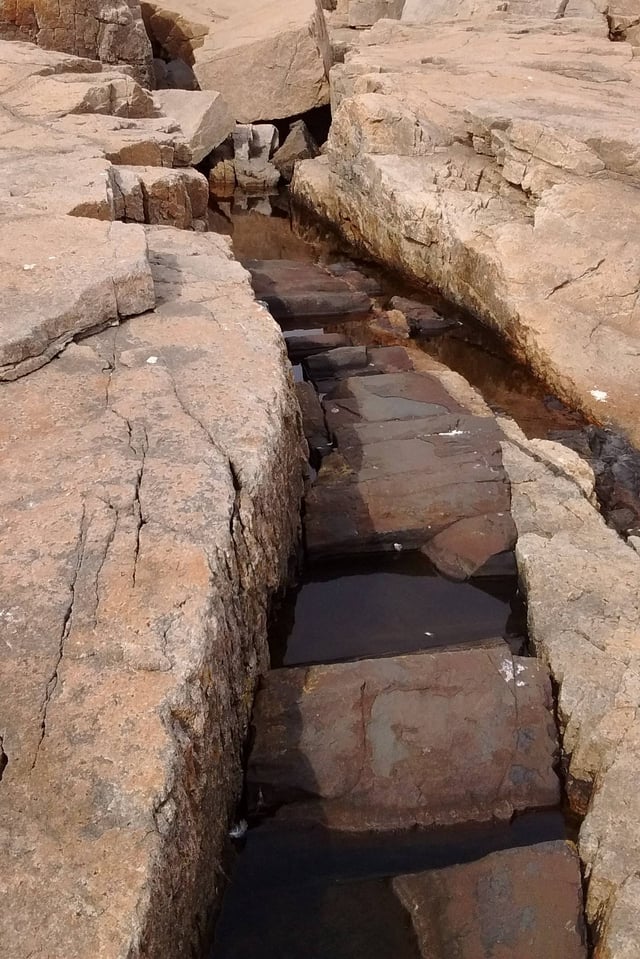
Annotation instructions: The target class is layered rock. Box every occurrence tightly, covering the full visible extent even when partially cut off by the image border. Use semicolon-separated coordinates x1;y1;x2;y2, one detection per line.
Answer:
501;418;640;957
0;0;154;85
292;12;640;445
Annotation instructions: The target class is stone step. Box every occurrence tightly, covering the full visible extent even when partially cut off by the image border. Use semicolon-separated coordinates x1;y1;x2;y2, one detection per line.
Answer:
247;646;560;830
243;258;373;320
269;552;524;667
213;833;585;959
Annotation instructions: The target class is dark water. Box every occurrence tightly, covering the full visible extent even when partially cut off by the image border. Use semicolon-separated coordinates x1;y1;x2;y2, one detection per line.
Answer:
211;812;567;959
270;552;525;667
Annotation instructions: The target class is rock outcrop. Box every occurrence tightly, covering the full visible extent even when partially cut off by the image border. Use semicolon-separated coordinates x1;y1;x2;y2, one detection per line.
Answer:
292;10;640;446
0;36;305;959
0;0;154;85
501;418;640;957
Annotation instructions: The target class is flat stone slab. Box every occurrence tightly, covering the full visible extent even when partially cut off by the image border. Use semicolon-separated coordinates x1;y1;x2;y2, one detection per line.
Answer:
244;258;373;320
305;372;511;559
248;646;560;829
0;216;154;380
394;841;587;958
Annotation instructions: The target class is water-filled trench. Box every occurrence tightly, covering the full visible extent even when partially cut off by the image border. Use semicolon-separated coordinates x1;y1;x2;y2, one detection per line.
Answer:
206;190;602;959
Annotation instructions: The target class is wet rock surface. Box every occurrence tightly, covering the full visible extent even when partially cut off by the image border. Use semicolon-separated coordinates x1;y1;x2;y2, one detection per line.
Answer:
293;10;640;445
244;258;373;320
248;646;559;830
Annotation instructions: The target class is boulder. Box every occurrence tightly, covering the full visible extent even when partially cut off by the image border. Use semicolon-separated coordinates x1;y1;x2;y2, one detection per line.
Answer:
349;0;405;26
243;259;372;319
0;0;154;85
234;159;281;192
154;88;234;163
272;119;319;181
112;165;209;227
248;645;559;828
389;296;459;336
193;0;330;122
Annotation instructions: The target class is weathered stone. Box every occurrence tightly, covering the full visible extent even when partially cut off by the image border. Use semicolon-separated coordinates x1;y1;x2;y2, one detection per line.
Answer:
285;331;351;360
389;296;459;336
422;512;517;580
349;0;405;27
394;841;587;958
248;646;559;828
292;15;640;444
153;88;234;163
0;216;154;380
244;259;372;319
251;123;280;161
193;0;330;122
305;345;369;376
3;68;158;119
209;158;236;195
0;0;154;85
368;308;411;343
234;158;281;192
500;416;640;956
272;119;319;181
295;380;333;459
113;165;209;227
140;0;212;62
0;228;305;959
305;372;510;557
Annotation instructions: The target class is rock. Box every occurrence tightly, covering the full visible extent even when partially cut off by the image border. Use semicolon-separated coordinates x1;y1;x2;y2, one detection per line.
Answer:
53;112;192;167
113;165;209;227
421;512;517;580
500;417;640;956
272;119;319;181
165;56;197;89
3;67;158;120
140;0;212;63
243;259;372;320
153;89;234;163
248;646;560;828
234;159;281;192
193;0;330;122
393;841;587;958
368;308;411;343
295;381;333;459
389;296;459;336
305;371;510;557
285;331;351;360
0;0;154;85
349;0;405;27
209;159;236;196
0;216;154;380
0;225;305;958
305;345;369;376
251;123;280;161
292;15;640;445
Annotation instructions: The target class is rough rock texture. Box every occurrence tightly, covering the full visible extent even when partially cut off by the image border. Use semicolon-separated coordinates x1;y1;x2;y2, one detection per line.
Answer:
272;119;319;182
245;259;372;319
248;645;560;829
153;88;234;163
293;12;640;445
0;0;154;85
193;0;331;122
0;226;305;958
394;841;587;958
501;417;640;957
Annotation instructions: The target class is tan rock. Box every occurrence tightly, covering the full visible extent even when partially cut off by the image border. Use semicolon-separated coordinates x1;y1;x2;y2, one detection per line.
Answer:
293;15;640;445
113;164;209;227
0;0;154;85
0;227;305;959
2;68;158;119
349;0;404;26
193;0;330;122
154;88;234;163
0;216;154;380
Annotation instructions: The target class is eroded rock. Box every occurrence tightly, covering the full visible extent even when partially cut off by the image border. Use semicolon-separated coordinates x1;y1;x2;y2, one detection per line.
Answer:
153;88;234;163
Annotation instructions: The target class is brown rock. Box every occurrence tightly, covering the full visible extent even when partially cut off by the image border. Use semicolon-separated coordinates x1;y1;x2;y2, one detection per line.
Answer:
285;331;351;361
243;259;372;320
393;841;587;958
422;512;518;580
248;646;560;828
272;119;320;181
368;308;411;343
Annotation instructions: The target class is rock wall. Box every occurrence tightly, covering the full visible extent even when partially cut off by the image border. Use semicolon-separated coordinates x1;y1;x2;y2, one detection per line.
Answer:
0;39;306;959
292;12;640;447
0;0;155;85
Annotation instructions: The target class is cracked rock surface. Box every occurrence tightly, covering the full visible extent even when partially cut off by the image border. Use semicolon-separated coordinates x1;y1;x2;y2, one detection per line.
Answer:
501;417;640;957
292;8;640;444
0;143;304;959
